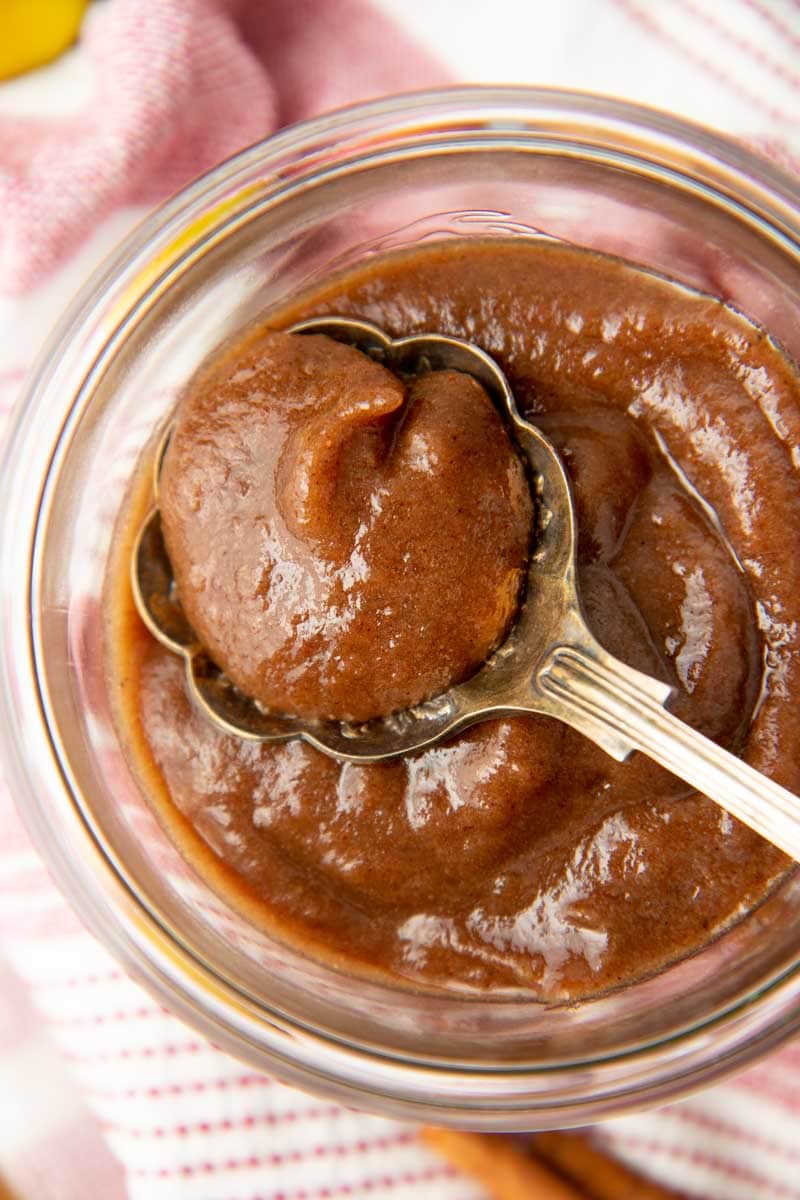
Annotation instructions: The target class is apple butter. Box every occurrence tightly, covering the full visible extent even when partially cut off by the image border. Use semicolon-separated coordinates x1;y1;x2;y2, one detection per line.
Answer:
104;238;800;999
159;332;533;722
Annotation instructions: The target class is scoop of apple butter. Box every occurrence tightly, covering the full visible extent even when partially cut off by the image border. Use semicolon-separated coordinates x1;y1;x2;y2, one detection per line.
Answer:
159;332;533;722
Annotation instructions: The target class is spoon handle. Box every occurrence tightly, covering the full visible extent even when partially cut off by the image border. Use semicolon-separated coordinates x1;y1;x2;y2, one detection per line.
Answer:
538;645;800;862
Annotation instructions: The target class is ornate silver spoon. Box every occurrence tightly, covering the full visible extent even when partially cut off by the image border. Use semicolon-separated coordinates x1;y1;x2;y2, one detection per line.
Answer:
132;316;800;861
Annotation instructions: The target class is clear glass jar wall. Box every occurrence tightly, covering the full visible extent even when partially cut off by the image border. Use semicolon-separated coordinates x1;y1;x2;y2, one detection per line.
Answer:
1;89;799;1126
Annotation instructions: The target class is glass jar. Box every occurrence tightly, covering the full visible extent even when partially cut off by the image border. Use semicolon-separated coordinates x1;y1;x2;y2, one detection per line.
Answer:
1;87;799;1128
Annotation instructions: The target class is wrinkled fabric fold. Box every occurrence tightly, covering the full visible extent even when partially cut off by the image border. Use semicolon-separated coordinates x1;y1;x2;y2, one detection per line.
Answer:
0;0;445;291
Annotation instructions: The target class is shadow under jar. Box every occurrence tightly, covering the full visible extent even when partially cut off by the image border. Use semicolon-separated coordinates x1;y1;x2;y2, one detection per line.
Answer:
2;88;800;1127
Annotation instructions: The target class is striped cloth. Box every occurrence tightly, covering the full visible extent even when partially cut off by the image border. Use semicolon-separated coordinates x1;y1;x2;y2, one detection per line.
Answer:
0;1;799;1197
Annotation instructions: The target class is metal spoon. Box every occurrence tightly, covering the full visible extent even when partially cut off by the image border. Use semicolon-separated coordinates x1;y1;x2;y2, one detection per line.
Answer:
132;316;800;862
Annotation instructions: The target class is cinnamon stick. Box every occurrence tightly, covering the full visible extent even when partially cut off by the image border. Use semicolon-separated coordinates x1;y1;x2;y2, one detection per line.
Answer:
533;1131;683;1200
421;1127;588;1199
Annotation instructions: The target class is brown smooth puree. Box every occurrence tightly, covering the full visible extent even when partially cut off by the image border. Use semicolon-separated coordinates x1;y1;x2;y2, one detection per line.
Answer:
159;332;533;722
104;239;800;999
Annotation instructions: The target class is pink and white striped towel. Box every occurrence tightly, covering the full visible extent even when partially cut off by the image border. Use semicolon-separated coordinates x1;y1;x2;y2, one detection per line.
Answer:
1;1;799;1198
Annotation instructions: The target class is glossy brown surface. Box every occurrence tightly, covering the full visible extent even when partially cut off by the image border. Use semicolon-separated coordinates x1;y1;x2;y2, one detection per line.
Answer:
105;239;800;999
159;332;532;721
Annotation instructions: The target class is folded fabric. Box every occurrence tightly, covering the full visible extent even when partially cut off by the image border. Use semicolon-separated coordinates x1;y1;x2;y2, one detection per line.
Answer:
0;0;445;292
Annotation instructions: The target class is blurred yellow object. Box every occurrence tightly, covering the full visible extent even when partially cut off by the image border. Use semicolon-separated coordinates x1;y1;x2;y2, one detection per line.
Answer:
0;0;90;80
